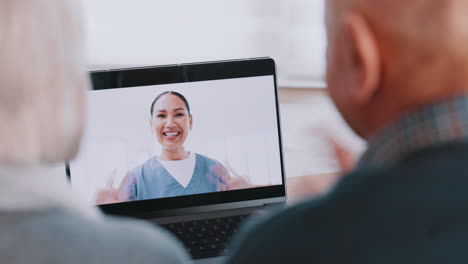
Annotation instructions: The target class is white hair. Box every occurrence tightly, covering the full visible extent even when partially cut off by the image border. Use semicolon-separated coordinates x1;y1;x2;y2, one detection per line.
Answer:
0;0;88;164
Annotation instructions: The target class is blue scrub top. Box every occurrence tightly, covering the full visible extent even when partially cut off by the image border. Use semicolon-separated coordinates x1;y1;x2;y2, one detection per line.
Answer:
120;153;230;201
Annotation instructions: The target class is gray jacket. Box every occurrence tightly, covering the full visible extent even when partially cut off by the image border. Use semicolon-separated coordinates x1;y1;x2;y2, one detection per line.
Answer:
0;165;190;264
0;209;189;264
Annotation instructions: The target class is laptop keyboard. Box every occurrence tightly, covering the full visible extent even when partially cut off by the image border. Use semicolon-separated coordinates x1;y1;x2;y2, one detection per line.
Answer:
162;214;249;259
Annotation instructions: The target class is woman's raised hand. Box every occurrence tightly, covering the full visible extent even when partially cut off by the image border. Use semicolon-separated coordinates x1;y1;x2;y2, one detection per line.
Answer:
94;169;122;205
209;162;251;191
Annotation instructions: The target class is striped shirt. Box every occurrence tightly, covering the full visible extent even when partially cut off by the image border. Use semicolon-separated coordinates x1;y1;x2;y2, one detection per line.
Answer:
360;96;468;167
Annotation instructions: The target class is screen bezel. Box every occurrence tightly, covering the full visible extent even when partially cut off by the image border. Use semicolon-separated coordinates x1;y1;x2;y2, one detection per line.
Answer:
67;57;286;217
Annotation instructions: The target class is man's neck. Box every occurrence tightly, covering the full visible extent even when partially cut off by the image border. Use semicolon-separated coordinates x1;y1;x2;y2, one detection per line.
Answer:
365;85;468;140
360;95;468;166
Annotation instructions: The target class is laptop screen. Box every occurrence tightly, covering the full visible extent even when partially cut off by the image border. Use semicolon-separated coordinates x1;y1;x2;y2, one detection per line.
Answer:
68;58;286;216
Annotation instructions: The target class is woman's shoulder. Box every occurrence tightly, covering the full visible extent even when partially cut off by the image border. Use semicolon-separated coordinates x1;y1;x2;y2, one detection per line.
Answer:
128;157;162;176
194;153;225;167
195;153;226;170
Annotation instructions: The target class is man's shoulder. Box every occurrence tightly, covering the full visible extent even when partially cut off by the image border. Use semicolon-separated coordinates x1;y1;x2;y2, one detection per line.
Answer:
0;209;189;263
227;142;468;263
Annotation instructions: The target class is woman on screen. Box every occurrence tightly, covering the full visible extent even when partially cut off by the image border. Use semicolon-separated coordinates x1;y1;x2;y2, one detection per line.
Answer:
95;91;249;204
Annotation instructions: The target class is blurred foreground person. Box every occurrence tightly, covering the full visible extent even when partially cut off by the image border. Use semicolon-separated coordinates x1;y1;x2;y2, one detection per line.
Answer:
228;0;468;263
0;0;188;263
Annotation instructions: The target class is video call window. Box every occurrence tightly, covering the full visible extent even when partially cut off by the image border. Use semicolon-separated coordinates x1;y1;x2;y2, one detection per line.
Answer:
69;76;283;205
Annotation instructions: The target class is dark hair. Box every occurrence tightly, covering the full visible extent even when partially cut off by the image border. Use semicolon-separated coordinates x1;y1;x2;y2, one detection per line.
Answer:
150;91;191;116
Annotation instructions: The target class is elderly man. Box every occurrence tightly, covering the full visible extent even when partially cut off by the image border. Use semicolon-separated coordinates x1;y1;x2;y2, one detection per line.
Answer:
0;0;188;263
227;0;468;263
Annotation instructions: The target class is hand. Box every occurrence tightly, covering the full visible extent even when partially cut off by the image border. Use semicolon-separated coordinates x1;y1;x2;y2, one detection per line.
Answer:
223;161;251;191
220;176;251;191
94;169;123;205
210;162;251;191
287;131;361;202
326;136;358;175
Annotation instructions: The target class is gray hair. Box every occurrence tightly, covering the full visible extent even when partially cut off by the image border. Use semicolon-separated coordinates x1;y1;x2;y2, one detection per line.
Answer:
0;0;88;164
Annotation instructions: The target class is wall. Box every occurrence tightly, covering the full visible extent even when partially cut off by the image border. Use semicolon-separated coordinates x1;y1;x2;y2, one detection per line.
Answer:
83;0;326;88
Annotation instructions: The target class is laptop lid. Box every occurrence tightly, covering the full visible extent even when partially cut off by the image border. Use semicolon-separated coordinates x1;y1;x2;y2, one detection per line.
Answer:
67;58;286;218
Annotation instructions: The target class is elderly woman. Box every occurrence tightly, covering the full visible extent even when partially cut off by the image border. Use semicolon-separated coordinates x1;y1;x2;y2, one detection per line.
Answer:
0;0;188;263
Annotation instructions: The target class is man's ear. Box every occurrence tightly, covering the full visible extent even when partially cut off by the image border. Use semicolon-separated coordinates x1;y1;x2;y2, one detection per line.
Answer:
346;13;381;104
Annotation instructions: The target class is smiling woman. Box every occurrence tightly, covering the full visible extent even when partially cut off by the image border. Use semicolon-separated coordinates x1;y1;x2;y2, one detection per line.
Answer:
95;91;250;204
150;91;193;159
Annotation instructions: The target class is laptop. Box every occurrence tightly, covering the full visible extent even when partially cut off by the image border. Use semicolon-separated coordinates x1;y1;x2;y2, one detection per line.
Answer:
67;57;286;263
